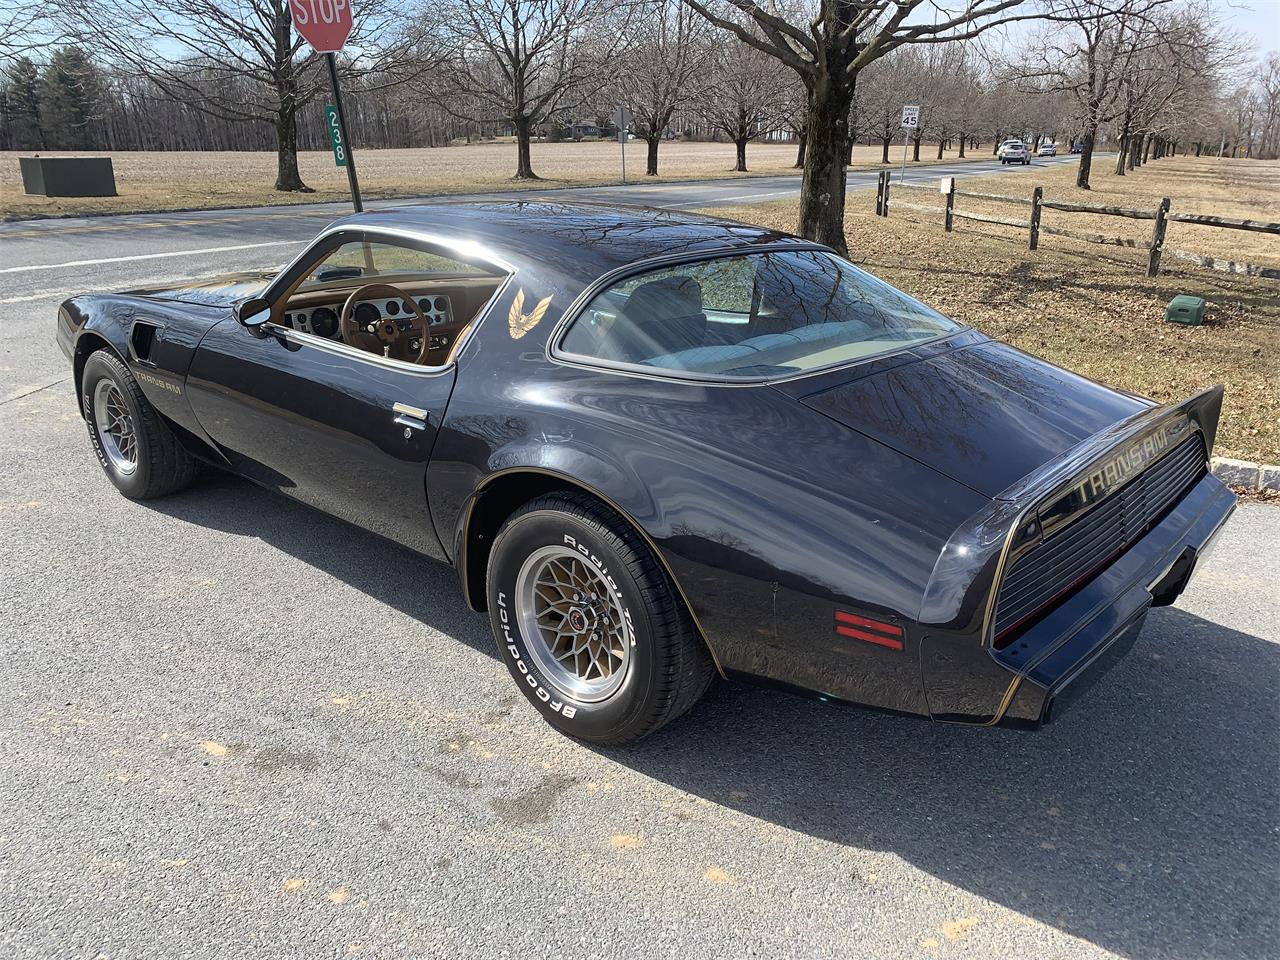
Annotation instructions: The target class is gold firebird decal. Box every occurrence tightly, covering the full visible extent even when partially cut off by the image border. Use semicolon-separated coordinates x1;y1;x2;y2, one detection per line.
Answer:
508;289;553;340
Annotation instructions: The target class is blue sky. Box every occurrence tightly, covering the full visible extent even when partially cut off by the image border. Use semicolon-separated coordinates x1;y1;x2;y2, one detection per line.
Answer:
1215;0;1280;64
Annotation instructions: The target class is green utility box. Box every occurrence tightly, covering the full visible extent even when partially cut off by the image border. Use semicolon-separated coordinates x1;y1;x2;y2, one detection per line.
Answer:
1165;295;1206;326
19;156;117;197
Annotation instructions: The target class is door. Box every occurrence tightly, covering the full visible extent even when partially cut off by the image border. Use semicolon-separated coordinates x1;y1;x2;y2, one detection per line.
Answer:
185;317;455;559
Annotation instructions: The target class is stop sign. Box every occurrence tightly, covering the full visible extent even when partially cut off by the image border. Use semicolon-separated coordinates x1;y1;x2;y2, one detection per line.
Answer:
289;0;353;54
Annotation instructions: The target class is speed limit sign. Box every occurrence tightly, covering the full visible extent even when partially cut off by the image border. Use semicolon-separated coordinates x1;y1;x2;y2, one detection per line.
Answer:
901;105;920;129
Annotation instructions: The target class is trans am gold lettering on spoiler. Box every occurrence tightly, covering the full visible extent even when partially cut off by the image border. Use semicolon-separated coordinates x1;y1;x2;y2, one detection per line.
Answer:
508;289;553;340
1068;416;1189;507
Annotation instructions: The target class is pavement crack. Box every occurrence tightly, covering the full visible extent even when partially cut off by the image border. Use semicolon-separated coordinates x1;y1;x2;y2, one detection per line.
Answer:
1;376;71;406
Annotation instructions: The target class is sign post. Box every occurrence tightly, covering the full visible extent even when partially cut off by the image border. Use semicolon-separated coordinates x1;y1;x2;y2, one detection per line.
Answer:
612;105;632;184
900;104;919;184
289;0;361;211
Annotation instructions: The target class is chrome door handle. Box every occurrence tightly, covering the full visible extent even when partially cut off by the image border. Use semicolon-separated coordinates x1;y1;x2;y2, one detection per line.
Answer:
393;402;429;432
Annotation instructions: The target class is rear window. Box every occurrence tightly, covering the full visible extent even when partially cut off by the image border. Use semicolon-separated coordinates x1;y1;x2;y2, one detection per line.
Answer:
557;249;964;380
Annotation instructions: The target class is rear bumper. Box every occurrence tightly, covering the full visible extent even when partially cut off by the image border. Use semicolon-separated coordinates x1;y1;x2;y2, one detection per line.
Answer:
991;472;1236;727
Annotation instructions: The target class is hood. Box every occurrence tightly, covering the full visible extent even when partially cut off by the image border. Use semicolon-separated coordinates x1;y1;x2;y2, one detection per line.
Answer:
128;271;274;308
798;341;1151;499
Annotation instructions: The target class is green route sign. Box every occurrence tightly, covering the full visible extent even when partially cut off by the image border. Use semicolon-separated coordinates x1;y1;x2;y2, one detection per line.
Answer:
325;104;347;168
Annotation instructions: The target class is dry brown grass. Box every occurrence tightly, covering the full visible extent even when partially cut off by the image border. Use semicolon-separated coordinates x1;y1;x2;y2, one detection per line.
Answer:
710;156;1279;464
0;140;973;219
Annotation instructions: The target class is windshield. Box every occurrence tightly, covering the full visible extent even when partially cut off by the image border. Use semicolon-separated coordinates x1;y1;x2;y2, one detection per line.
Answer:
558;249;965;379
296;240;493;291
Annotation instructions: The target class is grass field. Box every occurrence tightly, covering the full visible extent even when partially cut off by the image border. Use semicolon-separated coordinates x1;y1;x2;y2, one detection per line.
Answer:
711;155;1280;465
0;140;978;219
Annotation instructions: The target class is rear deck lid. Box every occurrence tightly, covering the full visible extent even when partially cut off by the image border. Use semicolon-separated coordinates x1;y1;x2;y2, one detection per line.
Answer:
798;341;1151;499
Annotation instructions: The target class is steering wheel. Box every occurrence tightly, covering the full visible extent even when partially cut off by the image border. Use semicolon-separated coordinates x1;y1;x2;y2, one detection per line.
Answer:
339;283;429;364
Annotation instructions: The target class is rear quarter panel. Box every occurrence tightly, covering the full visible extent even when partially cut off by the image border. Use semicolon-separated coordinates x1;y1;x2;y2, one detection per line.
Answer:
431;287;991;715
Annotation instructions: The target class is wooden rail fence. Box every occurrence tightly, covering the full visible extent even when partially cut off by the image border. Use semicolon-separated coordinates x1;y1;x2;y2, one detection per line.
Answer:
873;170;1280;280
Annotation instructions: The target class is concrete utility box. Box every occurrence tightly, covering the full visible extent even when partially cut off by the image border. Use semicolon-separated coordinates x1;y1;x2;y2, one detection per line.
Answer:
1165;294;1207;326
19;156;117;197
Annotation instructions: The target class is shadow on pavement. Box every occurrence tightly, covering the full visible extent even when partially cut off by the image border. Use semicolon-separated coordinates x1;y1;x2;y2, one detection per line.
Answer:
152;472;1278;959
148;471;497;660
606;605;1280;960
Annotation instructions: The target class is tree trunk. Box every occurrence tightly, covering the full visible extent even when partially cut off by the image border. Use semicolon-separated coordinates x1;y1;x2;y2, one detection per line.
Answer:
911;133;921;161
992;137;1000;155
1142;136;1151;163
1076;127;1096;189
936;138;944;160
513;115;538;179
1128;134;1140;170
1195;141;1202;157
734;137;748;172
881;136;890;163
646;135;660;176
797;73;855;255
273;94;309;192
795;128;807;168
958;133;966;159
1114;131;1128;175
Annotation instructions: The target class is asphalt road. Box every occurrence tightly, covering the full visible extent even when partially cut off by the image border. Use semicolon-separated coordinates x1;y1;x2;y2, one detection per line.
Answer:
2;154;1278;960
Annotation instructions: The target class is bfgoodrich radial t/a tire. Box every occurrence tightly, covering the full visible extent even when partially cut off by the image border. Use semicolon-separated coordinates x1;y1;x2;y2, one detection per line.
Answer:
486;492;715;744
82;349;195;500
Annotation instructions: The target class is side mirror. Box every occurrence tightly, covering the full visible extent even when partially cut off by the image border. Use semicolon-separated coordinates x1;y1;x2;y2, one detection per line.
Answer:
235;296;272;336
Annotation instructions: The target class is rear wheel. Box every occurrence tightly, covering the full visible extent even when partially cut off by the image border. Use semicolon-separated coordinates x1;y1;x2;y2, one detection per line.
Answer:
486;492;714;744
82;350;195;500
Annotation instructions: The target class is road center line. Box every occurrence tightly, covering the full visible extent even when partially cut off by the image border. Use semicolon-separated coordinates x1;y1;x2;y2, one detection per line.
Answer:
0;240;307;275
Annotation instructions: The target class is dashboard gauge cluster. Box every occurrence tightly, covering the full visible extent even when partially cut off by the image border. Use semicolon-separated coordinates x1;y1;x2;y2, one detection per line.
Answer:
283;295;453;339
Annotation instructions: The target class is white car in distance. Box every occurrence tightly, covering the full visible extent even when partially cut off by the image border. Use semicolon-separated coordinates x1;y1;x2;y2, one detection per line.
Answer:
998;140;1031;164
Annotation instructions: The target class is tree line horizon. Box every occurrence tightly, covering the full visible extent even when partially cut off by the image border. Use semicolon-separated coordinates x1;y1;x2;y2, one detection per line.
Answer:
2;1;1276;251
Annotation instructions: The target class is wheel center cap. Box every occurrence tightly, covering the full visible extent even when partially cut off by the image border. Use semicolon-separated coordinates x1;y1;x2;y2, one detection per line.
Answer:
567;608;588;632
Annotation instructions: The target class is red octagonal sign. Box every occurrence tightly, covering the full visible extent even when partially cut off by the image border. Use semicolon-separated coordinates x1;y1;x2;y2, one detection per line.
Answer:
290;0;353;54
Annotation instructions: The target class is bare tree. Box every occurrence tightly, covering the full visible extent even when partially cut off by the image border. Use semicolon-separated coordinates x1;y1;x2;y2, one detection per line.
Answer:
1013;0;1177;188
699;34;788;171
1254;53;1280;159
55;0;427;192
1106;4;1236;174
1;1;67;63
612;0;710;175
679;1;1060;253
425;0;622;179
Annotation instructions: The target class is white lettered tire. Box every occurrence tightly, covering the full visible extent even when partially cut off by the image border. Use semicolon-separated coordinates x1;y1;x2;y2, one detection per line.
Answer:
486;492;714;744
82;349;195;500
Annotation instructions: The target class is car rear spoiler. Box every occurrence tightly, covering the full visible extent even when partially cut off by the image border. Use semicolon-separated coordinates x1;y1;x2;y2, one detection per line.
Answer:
993;384;1223;504
918;385;1223;632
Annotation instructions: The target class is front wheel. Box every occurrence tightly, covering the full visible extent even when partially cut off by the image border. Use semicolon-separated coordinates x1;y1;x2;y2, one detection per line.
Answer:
486;493;715;744
82;350;195;500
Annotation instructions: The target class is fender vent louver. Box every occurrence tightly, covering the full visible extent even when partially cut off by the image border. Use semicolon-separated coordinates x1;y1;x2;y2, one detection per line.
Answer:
129;322;159;363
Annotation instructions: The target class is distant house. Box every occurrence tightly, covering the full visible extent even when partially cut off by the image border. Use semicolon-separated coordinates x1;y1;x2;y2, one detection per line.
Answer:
569;121;599;141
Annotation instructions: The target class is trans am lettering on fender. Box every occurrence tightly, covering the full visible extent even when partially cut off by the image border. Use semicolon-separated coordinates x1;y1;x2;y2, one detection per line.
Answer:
55;200;1236;743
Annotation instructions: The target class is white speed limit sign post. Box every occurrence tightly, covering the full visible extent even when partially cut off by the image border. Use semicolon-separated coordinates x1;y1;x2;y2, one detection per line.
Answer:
900;104;920;183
